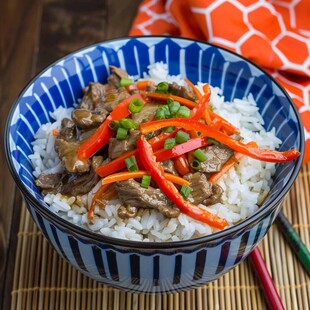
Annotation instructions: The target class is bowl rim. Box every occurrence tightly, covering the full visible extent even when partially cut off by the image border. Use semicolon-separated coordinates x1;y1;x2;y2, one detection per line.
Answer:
4;35;305;249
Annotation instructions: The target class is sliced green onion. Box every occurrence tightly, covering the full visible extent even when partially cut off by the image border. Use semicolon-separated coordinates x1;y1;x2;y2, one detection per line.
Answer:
206;137;220;145
116;127;128;140
162;126;175;133
156;82;169;93
164;138;176;150
119;118;139;129
175;130;189;144
190;159;201;171
129;98;144;113
155;108;166;120
175;106;191;118
180;185;193;200
124;156;138;172
119;77;133;87
193;149;208;162
108;120;120;131
168;100;180;115
141;175;151;189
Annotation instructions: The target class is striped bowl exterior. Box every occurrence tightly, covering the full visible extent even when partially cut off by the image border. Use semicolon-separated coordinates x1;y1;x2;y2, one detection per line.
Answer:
5;36;304;293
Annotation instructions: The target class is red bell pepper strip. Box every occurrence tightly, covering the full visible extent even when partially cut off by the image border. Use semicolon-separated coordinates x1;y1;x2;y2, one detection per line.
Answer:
77;94;145;161
208;110;240;135
140;119;300;163
140;91;197;108
155;136;211;162
136;136;228;229
173;154;191;176
147;128;179;151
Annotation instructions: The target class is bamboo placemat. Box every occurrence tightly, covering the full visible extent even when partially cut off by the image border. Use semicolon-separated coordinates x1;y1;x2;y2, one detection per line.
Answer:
9;164;310;309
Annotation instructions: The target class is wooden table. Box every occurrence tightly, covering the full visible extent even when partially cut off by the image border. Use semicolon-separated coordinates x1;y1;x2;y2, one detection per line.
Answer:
1;1;309;309
0;0;141;307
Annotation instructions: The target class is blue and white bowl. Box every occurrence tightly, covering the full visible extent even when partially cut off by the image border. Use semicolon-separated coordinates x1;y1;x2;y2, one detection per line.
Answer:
5;36;304;293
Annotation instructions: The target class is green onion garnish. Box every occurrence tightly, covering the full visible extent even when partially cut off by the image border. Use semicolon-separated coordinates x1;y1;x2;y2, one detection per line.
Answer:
155;107;167;120
141;175;151;189
162;126;175;133
119;77;133;87
207;137;220;145
129;98;144;113
108;120;120;131
180;185;193;200
124;156;138;172
116;127;128;140
164;138;176;150
156;82;169;93
168;100;180;115
175;106;191;118
175;130;189;144
193;149;208;162
190;159;202;171
119;118;139;129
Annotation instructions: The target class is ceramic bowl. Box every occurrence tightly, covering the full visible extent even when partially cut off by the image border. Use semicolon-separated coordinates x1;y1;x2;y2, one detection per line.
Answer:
5;36;304;293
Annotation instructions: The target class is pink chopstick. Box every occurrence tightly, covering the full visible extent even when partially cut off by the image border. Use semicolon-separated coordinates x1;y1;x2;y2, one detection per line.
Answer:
249;248;285;310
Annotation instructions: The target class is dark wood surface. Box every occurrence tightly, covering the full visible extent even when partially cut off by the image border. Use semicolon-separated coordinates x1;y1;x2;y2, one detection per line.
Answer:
0;0;141;307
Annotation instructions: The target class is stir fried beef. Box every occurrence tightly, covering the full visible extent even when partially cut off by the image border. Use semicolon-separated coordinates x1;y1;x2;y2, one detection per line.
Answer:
108;66;129;87
97;87;130;113
200;144;234;173
79;82;109;110
108;130;141;159
55;118;91;173
131;102;162;124
160;159;178;175
184;173;223;205
115;179;180;218
168;82;196;101
36;156;103;196
72;109;108;129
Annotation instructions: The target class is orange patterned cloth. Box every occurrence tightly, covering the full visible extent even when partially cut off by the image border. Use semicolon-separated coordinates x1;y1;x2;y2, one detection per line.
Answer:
130;0;310;163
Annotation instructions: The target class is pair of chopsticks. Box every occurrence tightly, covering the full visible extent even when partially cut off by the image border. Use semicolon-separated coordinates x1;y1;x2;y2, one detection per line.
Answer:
249;210;310;310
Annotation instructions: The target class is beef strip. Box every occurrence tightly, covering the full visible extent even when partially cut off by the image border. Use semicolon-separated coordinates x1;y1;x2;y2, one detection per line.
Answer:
55;118;91;173
35;156;103;196
199;144;234;173
114;179;180;219
168;82;196;101
72;109;108;129
96;87;130;113
108;129;140;159
160;159;178;175
131;102;162;124
79;82;109;110
107;66;129;87
184;172;223;206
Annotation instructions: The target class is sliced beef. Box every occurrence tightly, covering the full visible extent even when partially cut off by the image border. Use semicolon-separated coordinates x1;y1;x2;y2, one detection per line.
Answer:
117;205;138;219
200;144;234;173
160;159;178;175
96;87;130;113
108;130;140;159
35;173;62;193
72;109;108;129
168;82;196;101
108;66;129;87
79;82;109;110
36;156;103;196
131;102;162;124
184;172;223;206
114;179;180;218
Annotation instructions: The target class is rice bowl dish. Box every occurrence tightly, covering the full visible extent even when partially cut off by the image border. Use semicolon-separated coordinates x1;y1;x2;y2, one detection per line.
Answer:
29;62;292;242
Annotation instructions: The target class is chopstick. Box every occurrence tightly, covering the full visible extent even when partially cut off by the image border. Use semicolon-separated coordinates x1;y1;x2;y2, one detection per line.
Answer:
249;248;285;310
275;210;310;276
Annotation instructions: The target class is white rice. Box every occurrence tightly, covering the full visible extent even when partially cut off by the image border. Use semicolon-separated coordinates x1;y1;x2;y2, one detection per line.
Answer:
30;63;281;242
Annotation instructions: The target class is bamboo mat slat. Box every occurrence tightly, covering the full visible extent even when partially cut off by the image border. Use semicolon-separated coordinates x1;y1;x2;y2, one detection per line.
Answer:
9;164;310;310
